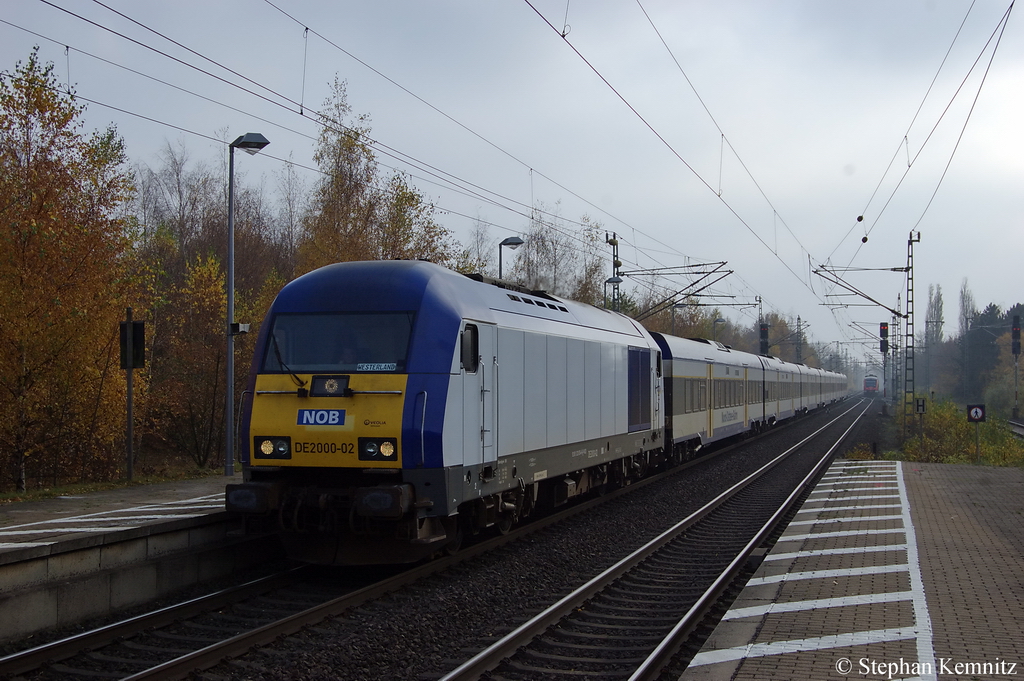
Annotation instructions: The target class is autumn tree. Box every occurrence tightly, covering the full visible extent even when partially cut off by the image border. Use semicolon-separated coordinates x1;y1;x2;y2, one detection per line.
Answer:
298;78;381;272
153;255;226;467
298;78;463;273
376;171;461;264
920;284;945;393
274;157;307;280
758;313;794;361
462;220;496;276
511;207;606;304
0;49;137;490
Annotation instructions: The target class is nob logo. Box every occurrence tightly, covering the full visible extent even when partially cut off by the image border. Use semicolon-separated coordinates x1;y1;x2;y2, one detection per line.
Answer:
364;419;386;427
297;409;346;426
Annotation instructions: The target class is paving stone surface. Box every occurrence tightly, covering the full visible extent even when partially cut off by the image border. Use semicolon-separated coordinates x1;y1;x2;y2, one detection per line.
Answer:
681;460;1024;681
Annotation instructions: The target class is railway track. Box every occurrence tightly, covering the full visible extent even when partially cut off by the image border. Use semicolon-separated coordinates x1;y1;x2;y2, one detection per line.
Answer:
0;455;688;680
441;400;869;681
0;403;861;680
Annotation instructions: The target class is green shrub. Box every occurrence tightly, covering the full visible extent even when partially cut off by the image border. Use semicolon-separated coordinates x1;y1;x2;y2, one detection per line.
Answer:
899;398;1024;466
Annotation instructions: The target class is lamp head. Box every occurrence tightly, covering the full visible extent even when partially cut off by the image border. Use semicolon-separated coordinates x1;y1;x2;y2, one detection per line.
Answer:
230;132;270;155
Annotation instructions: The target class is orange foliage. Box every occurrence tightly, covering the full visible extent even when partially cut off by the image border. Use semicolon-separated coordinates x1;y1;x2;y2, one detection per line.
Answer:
0;49;139;491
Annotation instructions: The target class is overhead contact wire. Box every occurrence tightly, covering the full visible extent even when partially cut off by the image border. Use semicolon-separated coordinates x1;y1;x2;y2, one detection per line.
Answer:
520;0;815;296
260;0;695;272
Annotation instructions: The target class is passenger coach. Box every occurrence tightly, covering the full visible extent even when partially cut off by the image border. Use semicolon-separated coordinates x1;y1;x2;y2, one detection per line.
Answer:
652;334;846;458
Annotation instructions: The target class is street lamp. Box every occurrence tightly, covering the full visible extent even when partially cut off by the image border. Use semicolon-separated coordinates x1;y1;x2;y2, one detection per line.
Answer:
498;236;524;279
226;133;269;477
713;317;725;341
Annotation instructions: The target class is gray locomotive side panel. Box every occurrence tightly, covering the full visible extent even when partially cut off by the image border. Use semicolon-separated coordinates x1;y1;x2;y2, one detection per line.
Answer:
497;327;526;456
546;335;569;445
524;330;548;452
497;329;629;458
566;338;585;443
438;279;660;475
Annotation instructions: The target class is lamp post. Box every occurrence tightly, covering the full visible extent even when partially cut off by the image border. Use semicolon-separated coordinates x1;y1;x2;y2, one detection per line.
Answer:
671;303;687;335
713;317;725;342
498;236;524;279
225;133;269;477
604;276;623;309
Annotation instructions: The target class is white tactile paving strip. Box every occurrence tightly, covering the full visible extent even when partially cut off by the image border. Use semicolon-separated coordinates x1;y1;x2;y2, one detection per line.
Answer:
0;494;224;550
684;460;938;681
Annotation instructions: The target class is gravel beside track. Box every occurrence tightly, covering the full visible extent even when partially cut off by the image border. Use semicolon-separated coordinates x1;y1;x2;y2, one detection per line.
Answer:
199;407;868;681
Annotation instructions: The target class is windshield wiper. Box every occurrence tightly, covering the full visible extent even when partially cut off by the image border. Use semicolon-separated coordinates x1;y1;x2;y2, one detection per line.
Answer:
269;333;306;388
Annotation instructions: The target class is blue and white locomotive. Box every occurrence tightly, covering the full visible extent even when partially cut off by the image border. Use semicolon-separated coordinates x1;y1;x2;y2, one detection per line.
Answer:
226;260;846;565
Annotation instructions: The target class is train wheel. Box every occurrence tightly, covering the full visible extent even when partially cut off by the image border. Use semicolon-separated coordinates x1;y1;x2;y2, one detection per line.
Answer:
495;512;515;535
442;517;464;556
631;453;649;481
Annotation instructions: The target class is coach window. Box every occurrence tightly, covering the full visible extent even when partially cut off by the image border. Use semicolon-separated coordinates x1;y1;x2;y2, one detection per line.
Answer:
461;324;479;373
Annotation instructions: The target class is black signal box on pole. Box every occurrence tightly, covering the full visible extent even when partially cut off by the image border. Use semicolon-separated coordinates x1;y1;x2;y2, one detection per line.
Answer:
120;321;145;369
880;322;889;355
1013;315;1020;356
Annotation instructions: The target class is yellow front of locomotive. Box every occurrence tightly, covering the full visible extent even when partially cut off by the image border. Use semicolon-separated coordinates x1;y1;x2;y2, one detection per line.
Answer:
248;370;407;470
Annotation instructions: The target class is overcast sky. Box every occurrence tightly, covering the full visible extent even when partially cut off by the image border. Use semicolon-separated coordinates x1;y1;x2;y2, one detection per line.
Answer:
2;1;1021;366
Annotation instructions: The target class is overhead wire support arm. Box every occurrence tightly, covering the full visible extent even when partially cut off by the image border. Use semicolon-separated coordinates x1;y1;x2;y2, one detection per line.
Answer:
684;300;760;310
634;264;734;322
813;266;908;320
618;262;728;277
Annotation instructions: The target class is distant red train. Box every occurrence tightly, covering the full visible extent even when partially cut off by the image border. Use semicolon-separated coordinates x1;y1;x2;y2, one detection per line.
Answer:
863;374;879;394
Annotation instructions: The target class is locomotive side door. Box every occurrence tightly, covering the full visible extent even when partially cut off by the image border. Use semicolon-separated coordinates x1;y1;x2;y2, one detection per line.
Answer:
705;360;714;439
478;323;497;465
461;322;497;468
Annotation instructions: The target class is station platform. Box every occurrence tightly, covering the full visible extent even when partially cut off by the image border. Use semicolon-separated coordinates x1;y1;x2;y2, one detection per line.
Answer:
0;474;230;559
682;459;1024;681
0;475;261;643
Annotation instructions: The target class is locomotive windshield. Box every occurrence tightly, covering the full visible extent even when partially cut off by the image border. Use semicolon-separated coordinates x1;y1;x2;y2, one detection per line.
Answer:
261;312;414;373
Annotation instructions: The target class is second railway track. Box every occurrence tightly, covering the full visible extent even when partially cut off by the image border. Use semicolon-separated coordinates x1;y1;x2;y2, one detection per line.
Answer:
444;399;870;681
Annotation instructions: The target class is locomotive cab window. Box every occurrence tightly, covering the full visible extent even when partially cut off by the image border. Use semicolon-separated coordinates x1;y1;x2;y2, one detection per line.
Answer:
461;324;479;373
262;312;414;374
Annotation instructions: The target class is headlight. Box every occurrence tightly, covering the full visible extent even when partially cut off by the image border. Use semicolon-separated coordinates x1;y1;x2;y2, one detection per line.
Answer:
310;374;351;397
254;436;291;460
359;437;398;461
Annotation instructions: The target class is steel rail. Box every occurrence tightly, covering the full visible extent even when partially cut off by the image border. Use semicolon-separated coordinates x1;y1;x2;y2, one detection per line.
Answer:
629;399;871;680
440;399;867;681
113;454;713;681
0;567;307;677
115;446;737;681
0;444;694;680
